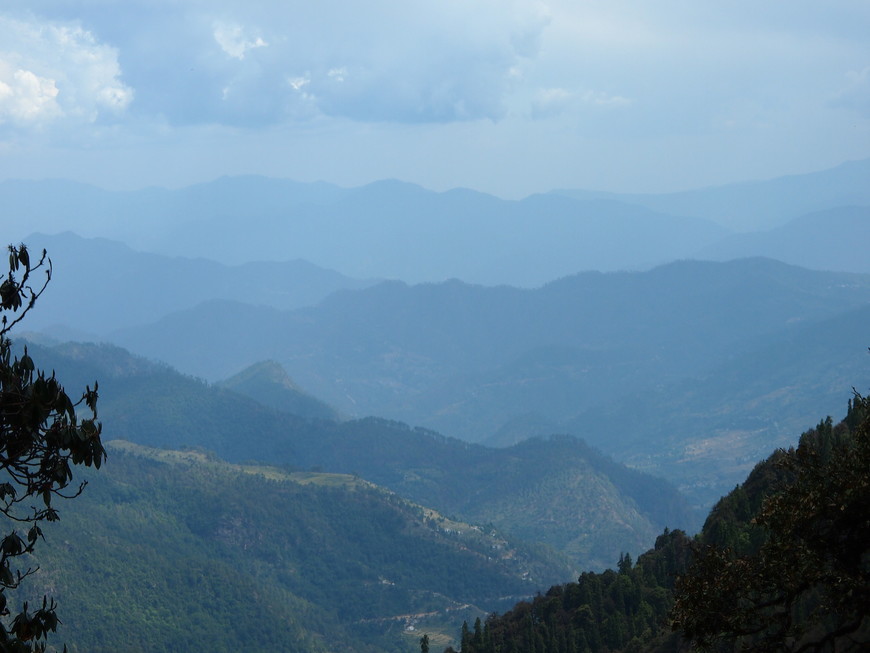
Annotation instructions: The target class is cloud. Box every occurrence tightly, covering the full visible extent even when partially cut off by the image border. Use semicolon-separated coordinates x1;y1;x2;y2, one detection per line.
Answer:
530;87;633;119
284;1;550;124
0;66;61;126
21;0;550;127
0;15;132;130
213;22;268;60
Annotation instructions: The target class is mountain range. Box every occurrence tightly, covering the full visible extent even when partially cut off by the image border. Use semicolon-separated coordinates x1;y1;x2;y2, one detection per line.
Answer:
4;158;870;651
97;257;870;506
6;157;870;287
7;159;870;512
21;338;695;571
553;157;870;232
16;231;375;336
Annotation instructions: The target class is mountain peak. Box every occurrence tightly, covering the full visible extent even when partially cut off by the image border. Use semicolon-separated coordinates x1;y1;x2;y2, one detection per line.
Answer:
219;360;341;421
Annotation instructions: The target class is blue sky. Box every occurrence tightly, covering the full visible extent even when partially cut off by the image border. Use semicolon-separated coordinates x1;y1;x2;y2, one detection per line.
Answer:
0;0;868;198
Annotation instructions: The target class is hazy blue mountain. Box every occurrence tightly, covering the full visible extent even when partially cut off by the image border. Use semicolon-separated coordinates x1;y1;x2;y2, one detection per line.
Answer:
110;257;870;411
7;159;869;288
18;231;374;334
105;259;870;505
218;359;343;421
484;412;562;448
19;338;696;569
563;301;870;507
6;176;727;287
693;205;870;273
553;157;870;232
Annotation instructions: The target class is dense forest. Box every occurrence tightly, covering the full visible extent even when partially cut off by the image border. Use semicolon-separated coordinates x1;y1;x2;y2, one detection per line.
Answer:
23;443;575;652
443;393;870;652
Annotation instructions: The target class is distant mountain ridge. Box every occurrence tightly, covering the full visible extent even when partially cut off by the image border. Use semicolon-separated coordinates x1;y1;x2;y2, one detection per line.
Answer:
6;177;728;286
104;258;870;507
695;205;870;273
21;338;697;570
553;157;870;231
17;232;375;335
6;158;869;287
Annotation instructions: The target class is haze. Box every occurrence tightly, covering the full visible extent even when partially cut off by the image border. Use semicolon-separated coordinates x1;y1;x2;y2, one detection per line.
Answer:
0;1;868;199
1;3;870;649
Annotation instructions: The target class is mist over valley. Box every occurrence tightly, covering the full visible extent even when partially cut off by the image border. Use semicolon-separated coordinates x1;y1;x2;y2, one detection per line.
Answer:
2;2;869;648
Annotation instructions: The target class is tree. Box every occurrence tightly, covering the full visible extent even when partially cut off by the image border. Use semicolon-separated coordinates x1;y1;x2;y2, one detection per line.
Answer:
672;393;870;652
0;245;105;652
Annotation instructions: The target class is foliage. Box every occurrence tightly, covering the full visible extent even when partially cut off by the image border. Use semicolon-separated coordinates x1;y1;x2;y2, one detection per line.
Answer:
444;388;870;653
0;245;105;652
672;396;870;652
23;442;573;652
444;529;693;653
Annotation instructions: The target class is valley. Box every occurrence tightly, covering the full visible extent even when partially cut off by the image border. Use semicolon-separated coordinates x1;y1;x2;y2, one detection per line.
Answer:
2;158;869;651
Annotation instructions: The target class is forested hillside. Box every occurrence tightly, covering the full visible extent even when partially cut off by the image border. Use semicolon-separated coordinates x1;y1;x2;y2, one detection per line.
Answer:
445;392;870;652
21;338;695;570
24;443;572;653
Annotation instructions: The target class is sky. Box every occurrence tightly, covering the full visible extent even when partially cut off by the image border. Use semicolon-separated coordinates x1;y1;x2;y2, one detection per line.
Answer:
0;0;868;198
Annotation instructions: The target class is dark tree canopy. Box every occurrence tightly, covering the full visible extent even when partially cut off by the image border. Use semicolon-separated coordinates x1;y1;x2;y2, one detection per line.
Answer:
441;382;870;653
0;245;105;652
672;394;870;652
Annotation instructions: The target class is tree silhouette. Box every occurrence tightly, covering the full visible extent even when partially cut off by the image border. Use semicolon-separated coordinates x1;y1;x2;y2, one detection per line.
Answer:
0;245;106;652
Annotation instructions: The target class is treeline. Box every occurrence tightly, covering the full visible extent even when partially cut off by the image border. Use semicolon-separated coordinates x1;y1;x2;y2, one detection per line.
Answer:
444;392;870;652
448;529;691;653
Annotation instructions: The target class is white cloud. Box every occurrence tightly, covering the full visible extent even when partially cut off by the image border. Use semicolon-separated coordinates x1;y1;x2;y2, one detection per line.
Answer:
0;15;132;129
40;0;552;127
327;68;347;83
213;22;268;60
530;87;633;119
288;76;310;92
581;91;633;108
0;66;61;126
530;87;574;119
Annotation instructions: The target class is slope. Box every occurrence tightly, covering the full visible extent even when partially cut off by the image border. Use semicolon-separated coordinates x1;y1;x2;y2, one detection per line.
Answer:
24;442;573;653
563;302;870;506
218;360;343;421
19;338;696;570
444;389;870;653
107;259;870;473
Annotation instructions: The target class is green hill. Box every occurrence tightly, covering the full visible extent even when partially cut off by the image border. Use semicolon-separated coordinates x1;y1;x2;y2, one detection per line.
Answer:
449;390;869;653
19;338;696;570
22;442;573;653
